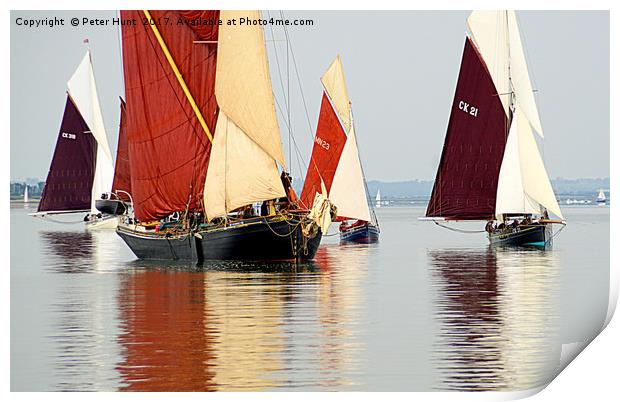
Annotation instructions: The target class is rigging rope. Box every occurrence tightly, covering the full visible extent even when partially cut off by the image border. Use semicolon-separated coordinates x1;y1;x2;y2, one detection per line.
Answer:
434;221;487;234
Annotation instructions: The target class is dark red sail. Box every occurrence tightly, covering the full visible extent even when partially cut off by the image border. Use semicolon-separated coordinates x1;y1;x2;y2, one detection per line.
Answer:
425;38;509;220
299;93;348;209
38;95;97;213
112;97;131;201
121;10;220;221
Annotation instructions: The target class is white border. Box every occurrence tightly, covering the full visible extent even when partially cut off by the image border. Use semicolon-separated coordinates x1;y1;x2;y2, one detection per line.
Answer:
4;0;617;400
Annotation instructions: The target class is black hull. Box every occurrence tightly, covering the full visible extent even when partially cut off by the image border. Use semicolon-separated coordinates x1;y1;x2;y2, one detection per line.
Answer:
117;216;322;262
339;222;380;244
488;224;552;248
95;199;126;215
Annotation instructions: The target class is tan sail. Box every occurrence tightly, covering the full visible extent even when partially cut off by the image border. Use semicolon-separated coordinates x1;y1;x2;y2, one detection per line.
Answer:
203;112;285;221
215;10;286;167
321;55;352;132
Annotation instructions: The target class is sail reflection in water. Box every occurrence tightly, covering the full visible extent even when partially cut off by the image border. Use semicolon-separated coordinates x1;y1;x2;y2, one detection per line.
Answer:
115;245;367;391
39;230;122;391
428;247;561;391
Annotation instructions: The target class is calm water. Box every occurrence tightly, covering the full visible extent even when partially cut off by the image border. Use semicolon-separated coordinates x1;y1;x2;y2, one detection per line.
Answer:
11;205;609;391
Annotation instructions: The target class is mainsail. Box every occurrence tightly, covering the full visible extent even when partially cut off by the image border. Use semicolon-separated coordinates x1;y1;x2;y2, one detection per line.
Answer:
120;10;220;221
300;56;371;222
38;96;97;213
425;38;509;220
111;98;131;200
203;10;286;221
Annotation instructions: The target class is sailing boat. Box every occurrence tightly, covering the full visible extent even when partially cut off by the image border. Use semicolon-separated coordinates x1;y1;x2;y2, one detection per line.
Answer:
32;48;116;229
375;189;381;209
23;185;29;204
115;10;325;261
596;189;606;206
423;11;565;247
300;56;379;244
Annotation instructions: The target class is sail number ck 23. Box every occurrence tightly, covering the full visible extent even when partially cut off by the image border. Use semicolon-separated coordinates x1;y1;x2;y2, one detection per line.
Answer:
458;100;479;117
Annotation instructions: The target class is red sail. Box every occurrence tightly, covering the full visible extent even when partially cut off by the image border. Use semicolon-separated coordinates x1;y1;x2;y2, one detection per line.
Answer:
38;95;97;213
111;97;131;201
299;93;348;209
425;38;509;220
121;10;220;221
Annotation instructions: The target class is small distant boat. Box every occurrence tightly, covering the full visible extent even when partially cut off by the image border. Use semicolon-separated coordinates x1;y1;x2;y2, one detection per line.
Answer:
300;56;379;244
596;189;606;206
31;48;116;229
422;11;565;247
375;190;381;209
23;185;29;204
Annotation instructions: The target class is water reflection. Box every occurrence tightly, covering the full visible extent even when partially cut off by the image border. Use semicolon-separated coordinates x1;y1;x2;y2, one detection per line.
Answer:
39;230;121;391
39;231;94;273
428;247;561;391
114;244;368;391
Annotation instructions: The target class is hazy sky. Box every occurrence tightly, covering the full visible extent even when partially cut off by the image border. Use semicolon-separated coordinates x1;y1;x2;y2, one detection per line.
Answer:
10;10;609;182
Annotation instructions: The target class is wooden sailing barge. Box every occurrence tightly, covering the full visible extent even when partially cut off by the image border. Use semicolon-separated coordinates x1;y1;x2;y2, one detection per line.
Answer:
300;56;379;244
423;11;565;247
115;10;325;261
33;49;118;229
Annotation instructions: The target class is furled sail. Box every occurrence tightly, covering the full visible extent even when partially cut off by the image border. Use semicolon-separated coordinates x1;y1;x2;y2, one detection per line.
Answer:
112;98;131;200
67;50;114;214
329;125;372;222
425;38;509;220
299;93;348;208
120;10;220;221
467;10;544;137
203;10;286;220
38;96;97;213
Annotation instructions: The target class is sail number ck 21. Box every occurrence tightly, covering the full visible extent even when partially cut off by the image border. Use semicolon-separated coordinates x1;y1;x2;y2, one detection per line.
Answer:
458;100;479;117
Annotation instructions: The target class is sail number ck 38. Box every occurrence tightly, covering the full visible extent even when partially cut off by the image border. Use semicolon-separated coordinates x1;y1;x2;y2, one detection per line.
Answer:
458;100;479;117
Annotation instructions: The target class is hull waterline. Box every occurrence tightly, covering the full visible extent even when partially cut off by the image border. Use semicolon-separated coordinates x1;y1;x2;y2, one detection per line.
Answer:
117;216;322;262
339;222;380;244
488;223;552;248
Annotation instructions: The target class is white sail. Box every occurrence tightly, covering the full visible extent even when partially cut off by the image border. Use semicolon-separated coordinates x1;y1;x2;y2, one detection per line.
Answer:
24;185;29;203
495;109;542;219
329;125;372;222
67;50;114;214
204;12;286;220
203;112;285;221
375;189;381;209
321;56;351;132
495;107;562;219
467;10;544;137
597;190;606;202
